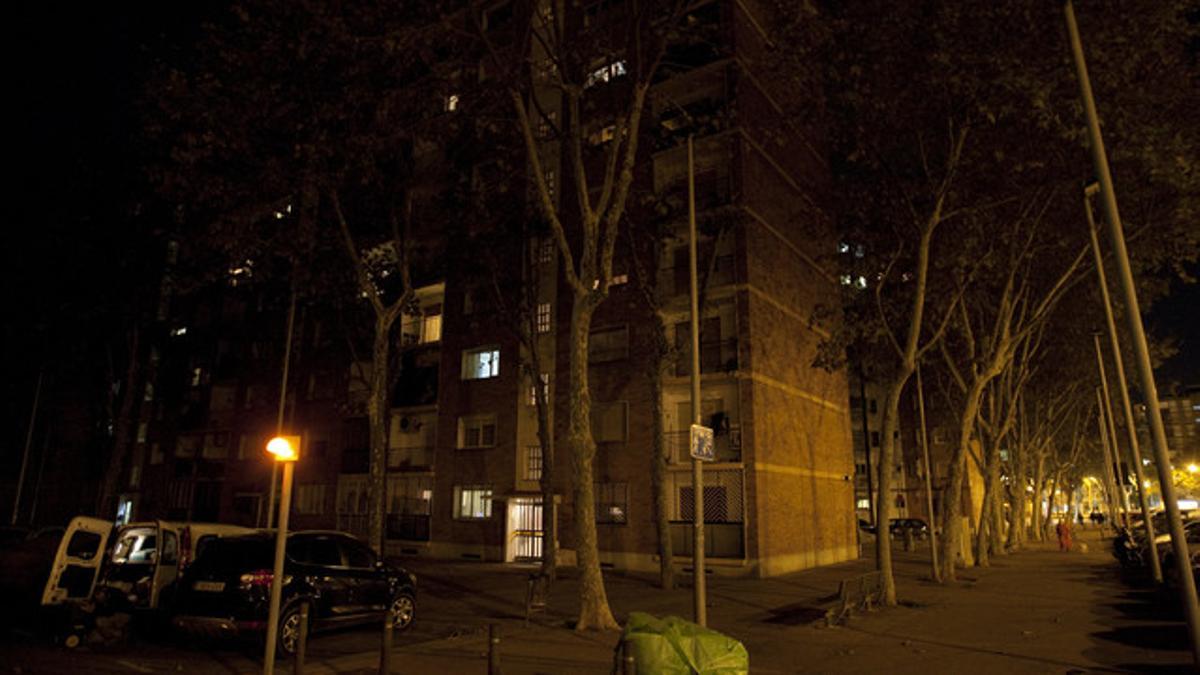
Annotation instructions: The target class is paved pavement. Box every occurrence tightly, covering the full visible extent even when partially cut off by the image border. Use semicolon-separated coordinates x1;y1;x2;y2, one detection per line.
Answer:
2;527;1193;673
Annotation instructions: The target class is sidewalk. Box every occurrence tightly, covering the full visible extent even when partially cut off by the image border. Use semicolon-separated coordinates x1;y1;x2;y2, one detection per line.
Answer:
300;527;1193;674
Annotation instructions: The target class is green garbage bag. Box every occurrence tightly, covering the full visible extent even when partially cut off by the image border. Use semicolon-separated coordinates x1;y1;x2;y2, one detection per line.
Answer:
621;612;749;674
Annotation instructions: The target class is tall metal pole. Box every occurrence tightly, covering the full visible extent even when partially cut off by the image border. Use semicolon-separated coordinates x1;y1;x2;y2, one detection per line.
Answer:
1065;2;1200;662
12;371;43;525
1083;192;1160;581
266;289;298;529
916;365;940;581
686;134;706;627
859;372;876;526
1093;334;1133;524
262;459;294;675
1094;390;1122;529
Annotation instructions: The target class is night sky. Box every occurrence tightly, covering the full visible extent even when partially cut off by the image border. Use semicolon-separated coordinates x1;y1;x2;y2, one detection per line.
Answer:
5;2;1197;391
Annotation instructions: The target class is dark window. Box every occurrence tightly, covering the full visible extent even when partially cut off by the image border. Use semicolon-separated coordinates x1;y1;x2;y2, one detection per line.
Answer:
297;537;343;567
66;531;102;559
871;431;880;447
341;539;376;568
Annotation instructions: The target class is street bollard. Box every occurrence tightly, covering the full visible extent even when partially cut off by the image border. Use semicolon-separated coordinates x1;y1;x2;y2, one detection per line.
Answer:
379;611;394;674
295;603;308;675
488;623;501;675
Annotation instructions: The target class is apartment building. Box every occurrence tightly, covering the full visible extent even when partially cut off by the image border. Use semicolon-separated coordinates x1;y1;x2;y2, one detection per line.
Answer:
118;0;855;579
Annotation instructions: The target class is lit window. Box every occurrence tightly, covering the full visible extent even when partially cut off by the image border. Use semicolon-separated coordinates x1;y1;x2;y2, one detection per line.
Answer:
444;94;459;112
536;302;552;334
544;169;556;199
537;110;558;138
170;327;188;337
840;274;852;286
458;415;497;448
454;485;493;519
538;237;555;264
191;367;203;387
462;347;500;379
136;422;148;444
611;273;629;286
422;314;442;343
856;498;870;510
584;60;627;88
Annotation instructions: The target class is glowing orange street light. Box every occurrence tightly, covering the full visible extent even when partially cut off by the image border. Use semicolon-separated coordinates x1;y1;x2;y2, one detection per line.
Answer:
263;435;300;674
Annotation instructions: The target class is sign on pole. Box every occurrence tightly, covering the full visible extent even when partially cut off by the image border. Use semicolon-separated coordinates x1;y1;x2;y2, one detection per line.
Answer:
690;424;715;462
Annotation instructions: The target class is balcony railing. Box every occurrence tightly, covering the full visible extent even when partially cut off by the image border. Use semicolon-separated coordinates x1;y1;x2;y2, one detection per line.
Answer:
665;429;741;463
672;337;739;377
388;445;434;470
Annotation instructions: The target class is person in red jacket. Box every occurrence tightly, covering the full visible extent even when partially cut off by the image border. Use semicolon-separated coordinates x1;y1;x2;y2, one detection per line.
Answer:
1055;519;1073;552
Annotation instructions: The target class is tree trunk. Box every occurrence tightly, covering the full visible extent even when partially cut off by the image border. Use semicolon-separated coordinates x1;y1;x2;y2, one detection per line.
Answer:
567;299;618;631
97;328;141;519
939;378;986;582
367;314;393;555
649;352;674;590
1031;451;1047;542
1007;446;1027;550
1044;472;1058;540
975;438;998;567
876;370;910;605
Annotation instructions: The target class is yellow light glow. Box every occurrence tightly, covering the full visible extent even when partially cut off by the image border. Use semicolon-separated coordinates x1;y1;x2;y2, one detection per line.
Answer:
1143;480;1151;488
1188;463;1199;474
267;436;300;462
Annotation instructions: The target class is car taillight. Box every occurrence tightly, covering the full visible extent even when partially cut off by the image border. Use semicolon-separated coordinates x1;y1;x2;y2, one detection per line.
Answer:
239;570;291;589
240;570;275;588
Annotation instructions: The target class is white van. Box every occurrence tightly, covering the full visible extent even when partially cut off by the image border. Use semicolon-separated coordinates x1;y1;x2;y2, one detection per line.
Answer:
97;520;256;611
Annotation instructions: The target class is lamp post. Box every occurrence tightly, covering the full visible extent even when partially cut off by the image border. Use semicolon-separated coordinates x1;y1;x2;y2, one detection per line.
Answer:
262;435;299;675
1065;1;1200;662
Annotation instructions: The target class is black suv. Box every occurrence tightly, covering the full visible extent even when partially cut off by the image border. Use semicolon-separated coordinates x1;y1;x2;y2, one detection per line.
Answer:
172;531;416;655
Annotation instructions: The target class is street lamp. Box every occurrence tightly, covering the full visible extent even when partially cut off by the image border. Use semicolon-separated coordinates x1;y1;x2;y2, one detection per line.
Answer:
262;435;299;675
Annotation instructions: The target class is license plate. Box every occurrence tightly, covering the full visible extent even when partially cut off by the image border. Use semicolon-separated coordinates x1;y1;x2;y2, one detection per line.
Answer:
194;581;225;592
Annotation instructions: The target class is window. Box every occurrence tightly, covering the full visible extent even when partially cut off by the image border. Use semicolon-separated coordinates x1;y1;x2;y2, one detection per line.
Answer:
136;422;148;444
536;302;552;334
856;498;871;510
869;399;878;414
595;482;628;524
341;538;376;568
454;485;493;519
191;367;203;387
537;110;558;139
544;169;556;199
538;236;555;263
528;373;549;406
295;484;326;515
143;383;154;402
422;313;442;343
443;93;460;112
584;59;627;88
589;326;629;363
462;347;500;379
524;445;543;482
591;401;628;443
458;414;497;448
871;431;880;448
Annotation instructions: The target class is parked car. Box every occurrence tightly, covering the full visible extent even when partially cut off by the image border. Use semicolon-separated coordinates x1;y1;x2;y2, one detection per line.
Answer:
172;531;417;656
95;520;255;613
889;518;930;540
1144;519;1200;578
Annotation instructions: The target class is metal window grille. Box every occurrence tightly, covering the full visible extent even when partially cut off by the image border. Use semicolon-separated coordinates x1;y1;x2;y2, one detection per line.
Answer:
525;445;543;481
670;468;743;523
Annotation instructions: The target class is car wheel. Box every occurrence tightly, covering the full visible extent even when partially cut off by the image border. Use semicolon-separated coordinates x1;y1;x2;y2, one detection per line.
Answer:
389;592;415;631
277;603;308;658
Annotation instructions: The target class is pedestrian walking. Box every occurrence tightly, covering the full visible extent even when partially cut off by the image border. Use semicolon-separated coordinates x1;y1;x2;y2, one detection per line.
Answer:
1055;519;1073;552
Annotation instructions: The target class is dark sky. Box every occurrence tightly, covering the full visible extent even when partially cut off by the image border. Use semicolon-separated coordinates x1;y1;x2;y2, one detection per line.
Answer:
5;1;1197;386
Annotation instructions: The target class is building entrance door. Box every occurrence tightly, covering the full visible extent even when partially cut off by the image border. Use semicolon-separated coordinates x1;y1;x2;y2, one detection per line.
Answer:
506;498;543;563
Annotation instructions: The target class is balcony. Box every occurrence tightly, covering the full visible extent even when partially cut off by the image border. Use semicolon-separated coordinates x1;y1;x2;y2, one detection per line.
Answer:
672;337;739;377
388;445;434;471
661;254;736;299
665;428;741;463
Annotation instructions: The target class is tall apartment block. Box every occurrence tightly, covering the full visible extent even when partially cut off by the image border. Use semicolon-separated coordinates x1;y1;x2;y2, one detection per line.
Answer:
121;0;856;578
